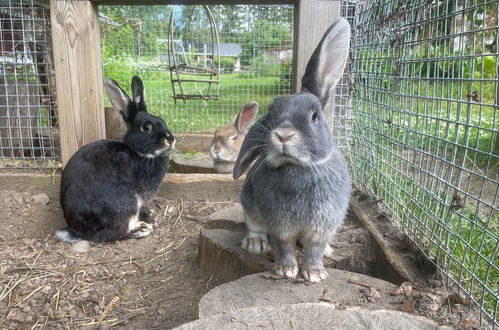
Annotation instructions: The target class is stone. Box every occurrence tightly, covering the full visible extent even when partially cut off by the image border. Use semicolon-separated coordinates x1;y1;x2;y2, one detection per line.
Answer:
32;193;49;205
71;240;90;253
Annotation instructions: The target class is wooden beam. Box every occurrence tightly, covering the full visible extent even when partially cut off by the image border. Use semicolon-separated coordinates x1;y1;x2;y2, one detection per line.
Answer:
92;0;295;5
292;0;340;93
51;0;106;166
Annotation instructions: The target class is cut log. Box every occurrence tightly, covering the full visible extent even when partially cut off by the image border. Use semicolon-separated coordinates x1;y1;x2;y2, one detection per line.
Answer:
175;303;450;330
170;153;217;174
175;133;213;153
197;268;402;318
197;229;272;282
198;206;374;282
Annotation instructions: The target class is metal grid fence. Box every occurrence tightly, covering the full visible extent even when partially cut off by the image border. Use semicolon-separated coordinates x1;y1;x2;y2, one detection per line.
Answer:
346;0;498;326
0;0;59;170
99;4;294;134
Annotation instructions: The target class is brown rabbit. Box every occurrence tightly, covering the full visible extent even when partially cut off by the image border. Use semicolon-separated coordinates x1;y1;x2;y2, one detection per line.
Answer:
210;102;258;174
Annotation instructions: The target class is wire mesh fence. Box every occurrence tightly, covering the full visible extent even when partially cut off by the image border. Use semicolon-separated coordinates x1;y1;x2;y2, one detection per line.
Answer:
346;0;498;327
99;4;294;134
0;0;59;170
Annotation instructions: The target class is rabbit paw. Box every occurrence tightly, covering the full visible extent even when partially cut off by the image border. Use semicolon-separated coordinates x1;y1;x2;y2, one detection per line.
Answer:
241;232;269;254
302;265;329;283
130;221;153;239
324;244;334;258
274;264;299;279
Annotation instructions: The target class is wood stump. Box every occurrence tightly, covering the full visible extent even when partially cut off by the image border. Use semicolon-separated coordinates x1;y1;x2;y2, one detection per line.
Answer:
170;153;217;174
175;303;450;330
198;206;375;282
197;269;402;318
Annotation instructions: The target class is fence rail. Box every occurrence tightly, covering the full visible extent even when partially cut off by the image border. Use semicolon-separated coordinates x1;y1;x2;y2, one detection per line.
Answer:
345;0;498;327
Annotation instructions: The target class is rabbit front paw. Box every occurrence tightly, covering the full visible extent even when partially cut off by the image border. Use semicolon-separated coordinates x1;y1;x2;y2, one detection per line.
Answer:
323;244;334;258
130;221;153;239
274;263;298;279
302;265;329;283
241;232;269;254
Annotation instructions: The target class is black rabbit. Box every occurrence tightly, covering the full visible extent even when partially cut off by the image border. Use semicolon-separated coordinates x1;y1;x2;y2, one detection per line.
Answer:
233;18;351;282
56;76;175;243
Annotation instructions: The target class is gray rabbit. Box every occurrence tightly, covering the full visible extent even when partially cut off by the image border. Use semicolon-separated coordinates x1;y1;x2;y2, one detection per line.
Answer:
233;18;351;283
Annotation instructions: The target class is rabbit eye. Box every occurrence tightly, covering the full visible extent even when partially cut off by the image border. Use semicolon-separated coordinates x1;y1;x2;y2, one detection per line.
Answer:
311;112;318;122
141;123;153;132
230;135;238;141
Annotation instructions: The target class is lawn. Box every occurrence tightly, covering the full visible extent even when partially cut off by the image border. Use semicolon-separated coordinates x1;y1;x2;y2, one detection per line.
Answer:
103;58;291;133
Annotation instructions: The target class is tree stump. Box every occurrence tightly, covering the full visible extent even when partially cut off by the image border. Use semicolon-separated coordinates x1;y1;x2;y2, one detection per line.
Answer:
170;153;217;174
175;303;450;330
198;206;375;283
198;268;404;318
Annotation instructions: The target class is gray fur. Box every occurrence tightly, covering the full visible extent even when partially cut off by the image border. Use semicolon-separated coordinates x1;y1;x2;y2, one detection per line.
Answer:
233;18;351;282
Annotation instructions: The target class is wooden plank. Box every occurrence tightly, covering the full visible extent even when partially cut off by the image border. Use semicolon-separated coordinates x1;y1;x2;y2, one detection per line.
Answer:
50;0;106;166
92;0;295;5
0;173;241;202
292;0;340;94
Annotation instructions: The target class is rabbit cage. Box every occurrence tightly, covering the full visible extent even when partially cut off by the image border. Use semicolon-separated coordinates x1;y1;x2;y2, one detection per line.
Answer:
0;0;497;328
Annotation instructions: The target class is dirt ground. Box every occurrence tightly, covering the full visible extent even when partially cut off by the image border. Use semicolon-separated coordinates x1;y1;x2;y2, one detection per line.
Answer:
0;184;486;330
0;189;235;329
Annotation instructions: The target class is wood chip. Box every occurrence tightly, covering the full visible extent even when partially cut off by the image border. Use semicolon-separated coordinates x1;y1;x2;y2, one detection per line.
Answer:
347;279;371;288
260;273;282;281
319;287;331;302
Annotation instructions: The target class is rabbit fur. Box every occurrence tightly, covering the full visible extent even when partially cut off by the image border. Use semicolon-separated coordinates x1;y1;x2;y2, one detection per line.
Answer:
210;102;258;174
56;76;175;243
233;18;351;283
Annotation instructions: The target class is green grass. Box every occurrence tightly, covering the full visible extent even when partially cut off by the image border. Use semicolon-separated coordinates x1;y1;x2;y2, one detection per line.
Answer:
350;120;498;321
103;59;290;133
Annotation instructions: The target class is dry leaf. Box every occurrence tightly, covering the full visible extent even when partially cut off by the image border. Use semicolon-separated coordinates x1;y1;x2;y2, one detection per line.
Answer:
401;297;417;315
390;281;413;296
369;287;381;301
460;316;479;329
425;293;443;312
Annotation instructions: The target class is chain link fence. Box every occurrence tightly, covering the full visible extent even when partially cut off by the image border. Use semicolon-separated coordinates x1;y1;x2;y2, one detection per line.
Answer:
99;4;293;134
344;0;498;327
0;0;59;170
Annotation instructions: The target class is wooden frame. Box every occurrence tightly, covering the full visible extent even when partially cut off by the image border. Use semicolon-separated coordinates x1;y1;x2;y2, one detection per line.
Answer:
50;0;339;166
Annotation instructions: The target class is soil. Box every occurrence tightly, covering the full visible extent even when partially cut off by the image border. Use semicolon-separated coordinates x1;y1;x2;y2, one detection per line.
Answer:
0;189;235;329
0;184;486;330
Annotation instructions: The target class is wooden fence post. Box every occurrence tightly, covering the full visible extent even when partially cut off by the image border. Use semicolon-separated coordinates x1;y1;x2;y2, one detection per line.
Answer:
293;0;340;126
50;0;105;166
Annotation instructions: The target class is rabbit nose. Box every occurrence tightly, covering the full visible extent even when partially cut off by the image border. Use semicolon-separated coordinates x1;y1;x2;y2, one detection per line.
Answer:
275;132;295;144
164;133;175;147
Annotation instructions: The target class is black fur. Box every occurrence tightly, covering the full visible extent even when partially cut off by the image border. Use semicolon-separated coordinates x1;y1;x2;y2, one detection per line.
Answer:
57;76;174;243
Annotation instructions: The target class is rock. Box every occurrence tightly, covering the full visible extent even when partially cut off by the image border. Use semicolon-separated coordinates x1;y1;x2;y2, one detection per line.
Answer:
32;193;49;205
71;240;90;253
175;303;452;330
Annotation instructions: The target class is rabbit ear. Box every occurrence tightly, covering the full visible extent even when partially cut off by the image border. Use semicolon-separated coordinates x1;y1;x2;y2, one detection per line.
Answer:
233;114;269;179
131;76;147;112
301;17;350;108
104;78;132;122
234;101;258;133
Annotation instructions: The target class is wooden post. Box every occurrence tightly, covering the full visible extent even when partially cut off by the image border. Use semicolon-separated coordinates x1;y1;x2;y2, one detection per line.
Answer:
50;0;105;166
292;0;341;93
